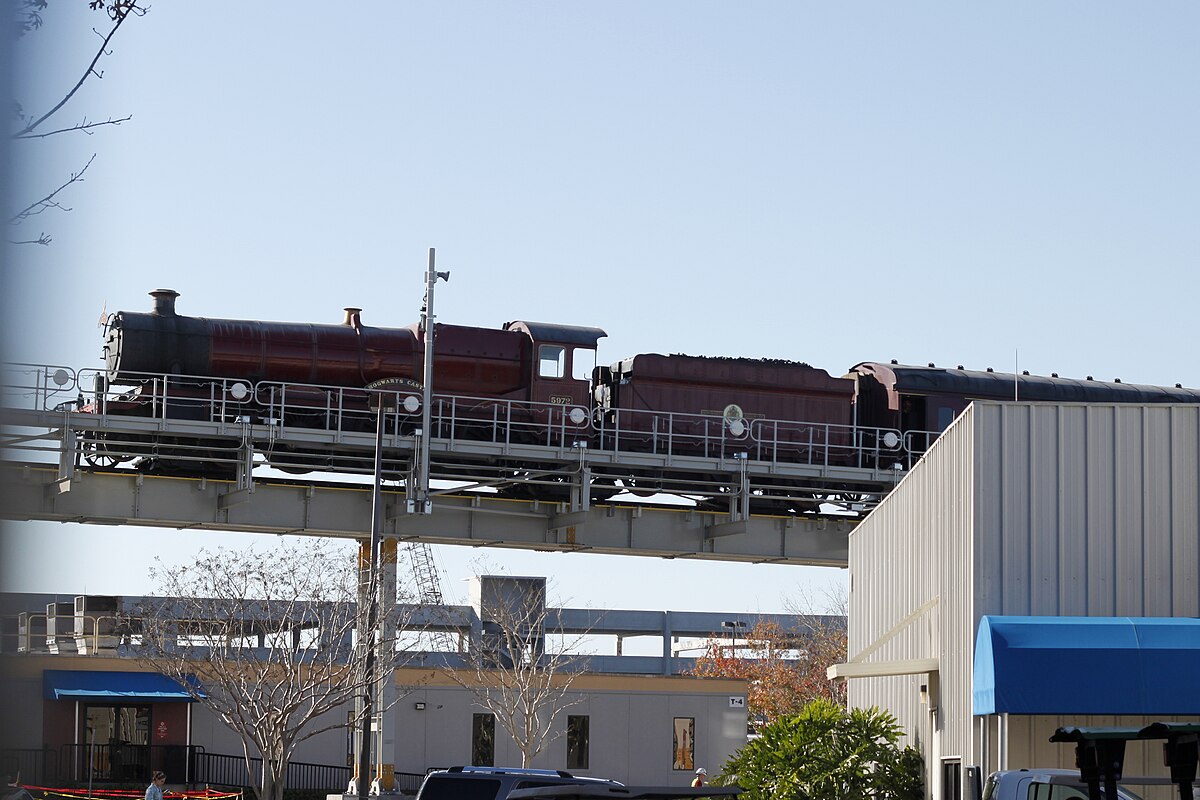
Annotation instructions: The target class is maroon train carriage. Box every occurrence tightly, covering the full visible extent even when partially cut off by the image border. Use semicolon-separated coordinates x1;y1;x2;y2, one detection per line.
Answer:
595;353;854;454
592;353;860;502
88;289;606;473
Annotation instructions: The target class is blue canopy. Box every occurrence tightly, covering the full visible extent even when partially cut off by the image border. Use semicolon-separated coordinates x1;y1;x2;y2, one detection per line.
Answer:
43;670;201;701
973;616;1200;715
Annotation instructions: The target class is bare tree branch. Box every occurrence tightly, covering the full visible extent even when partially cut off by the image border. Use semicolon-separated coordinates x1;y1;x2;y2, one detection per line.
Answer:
446;577;595;767
9;3;146;246
128;540;420;800
8;153;95;240
9;234;52;246
9;153;94;227
13;114;132;140
14;1;144;139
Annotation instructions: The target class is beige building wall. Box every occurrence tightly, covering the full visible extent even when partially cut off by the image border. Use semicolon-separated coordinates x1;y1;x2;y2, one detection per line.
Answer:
392;669;747;785
0;654;746;788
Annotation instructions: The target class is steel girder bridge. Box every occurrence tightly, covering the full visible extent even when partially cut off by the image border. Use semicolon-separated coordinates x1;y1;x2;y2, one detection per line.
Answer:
0;363;915;566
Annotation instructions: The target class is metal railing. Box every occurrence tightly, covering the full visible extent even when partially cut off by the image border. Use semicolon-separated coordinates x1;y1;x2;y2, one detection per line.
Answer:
0;748;56;786
61;743;201;784
192;751;351;791
2;362;926;477
54;745;351;792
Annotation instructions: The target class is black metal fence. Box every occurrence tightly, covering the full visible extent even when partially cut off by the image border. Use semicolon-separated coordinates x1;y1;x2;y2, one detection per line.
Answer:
46;746;351;792
60;744;200;784
395;772;425;795
0;748;56;786
192;751;352;791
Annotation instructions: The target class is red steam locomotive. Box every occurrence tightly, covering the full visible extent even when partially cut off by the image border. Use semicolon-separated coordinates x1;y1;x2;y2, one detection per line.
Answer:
81;289;1200;507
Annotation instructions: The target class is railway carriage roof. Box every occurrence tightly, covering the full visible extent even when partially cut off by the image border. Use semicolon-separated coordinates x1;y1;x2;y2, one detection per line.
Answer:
849;362;1200;403
504;321;607;347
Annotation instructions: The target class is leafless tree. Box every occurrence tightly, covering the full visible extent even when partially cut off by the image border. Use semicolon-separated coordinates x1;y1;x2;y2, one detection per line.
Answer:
10;0;146;246
784;580;849;705
447;577;594;768
129;539;416;800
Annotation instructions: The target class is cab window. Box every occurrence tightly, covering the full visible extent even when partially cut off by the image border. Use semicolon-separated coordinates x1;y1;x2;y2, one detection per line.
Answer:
539;345;565;379
572;347;594;382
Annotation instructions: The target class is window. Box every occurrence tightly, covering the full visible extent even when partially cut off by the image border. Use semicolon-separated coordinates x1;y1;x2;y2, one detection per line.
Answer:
567;715;589;770
1029;784;1093;800
472;713;495;767
937;406;956;431
539;345;565;379
571;348;594;382
672;717;695;771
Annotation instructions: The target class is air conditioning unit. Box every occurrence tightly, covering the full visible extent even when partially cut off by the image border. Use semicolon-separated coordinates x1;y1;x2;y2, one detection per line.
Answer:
75;595;121;654
47;601;78;654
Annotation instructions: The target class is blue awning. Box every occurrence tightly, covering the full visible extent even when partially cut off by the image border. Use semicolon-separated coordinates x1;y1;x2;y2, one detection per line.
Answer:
973;616;1200;715
43;670;201;701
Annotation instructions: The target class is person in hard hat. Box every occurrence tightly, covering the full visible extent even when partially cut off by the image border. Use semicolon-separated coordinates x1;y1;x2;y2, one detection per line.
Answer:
691;768;707;788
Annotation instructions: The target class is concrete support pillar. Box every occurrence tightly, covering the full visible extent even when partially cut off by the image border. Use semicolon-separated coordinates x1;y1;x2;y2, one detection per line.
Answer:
352;540;371;794
375;537;398;793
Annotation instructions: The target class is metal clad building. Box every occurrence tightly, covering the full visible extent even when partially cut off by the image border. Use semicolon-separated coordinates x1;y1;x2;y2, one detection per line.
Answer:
843;402;1200;800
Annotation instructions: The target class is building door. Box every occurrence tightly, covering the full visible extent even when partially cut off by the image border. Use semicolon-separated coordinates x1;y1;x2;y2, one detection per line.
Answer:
84;704;151;782
941;759;962;800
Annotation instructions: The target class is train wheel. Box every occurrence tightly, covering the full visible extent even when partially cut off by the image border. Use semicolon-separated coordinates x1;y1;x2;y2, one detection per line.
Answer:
82;433;129;469
624;478;663;498
590;478;621;502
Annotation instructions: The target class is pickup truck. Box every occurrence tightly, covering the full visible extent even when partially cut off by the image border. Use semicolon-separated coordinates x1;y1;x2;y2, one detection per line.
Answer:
982;769;1145;800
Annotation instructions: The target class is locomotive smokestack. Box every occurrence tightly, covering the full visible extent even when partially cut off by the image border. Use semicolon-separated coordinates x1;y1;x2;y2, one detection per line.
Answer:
150;289;180;316
343;307;363;330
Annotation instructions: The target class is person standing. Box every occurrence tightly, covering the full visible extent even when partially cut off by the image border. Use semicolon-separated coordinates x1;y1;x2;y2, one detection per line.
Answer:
691;768;707;788
145;772;166;800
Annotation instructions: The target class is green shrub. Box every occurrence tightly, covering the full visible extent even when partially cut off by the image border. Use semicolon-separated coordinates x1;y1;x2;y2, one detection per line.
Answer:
716;698;923;800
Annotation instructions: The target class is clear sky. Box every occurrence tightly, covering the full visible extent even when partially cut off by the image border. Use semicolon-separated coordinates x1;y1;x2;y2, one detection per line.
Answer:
3;2;1198;616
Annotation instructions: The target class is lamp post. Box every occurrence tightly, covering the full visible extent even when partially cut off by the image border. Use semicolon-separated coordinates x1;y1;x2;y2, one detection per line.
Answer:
412;248;449;515
355;251;449;798
356;386;392;800
721;620;745;656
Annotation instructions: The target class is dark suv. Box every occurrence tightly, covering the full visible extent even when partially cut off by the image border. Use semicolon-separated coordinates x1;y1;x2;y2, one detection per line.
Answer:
415;766;624;800
509;786;743;799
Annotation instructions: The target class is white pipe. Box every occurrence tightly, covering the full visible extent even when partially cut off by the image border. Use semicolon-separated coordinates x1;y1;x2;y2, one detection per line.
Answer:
999;713;1008;770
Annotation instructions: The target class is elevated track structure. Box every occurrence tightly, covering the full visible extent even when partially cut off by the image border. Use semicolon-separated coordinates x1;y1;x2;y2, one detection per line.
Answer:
0;362;915;567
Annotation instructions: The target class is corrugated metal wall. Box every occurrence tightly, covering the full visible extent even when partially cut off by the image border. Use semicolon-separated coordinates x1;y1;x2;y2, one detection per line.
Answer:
849;402;1200;800
847;402;977;795
973;403;1200;618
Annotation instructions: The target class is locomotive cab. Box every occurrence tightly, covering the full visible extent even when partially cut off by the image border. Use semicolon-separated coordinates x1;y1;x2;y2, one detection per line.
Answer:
502;321;607;410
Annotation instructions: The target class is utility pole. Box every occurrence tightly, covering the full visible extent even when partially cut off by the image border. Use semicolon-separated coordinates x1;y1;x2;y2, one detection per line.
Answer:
411;248;449;515
352;250;447;798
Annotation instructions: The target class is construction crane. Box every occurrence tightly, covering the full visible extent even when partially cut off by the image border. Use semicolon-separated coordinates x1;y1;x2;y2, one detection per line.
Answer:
404;541;459;652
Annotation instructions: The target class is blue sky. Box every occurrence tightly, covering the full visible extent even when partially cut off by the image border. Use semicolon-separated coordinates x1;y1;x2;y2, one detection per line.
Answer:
4;2;1199;615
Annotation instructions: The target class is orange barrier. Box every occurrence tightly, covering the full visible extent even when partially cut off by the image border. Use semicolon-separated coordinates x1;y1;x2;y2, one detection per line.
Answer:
21;788;242;800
